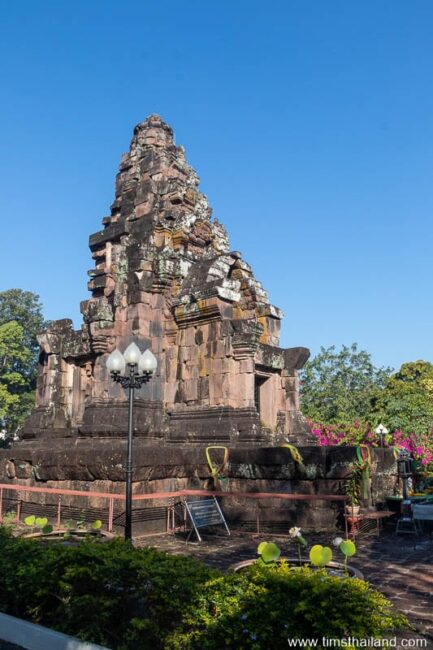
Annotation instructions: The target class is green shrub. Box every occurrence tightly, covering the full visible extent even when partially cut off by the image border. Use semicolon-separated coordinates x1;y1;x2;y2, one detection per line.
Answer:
0;528;217;648
170;562;407;649
0;528;407;650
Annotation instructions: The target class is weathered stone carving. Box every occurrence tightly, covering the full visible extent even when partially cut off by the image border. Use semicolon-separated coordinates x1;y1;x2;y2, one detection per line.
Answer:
22;115;312;444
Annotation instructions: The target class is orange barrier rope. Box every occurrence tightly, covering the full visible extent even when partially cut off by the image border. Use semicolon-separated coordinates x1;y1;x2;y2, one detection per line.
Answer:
0;482;348;503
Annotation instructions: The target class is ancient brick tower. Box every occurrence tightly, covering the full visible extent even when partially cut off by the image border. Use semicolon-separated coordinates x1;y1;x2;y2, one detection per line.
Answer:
23;115;310;445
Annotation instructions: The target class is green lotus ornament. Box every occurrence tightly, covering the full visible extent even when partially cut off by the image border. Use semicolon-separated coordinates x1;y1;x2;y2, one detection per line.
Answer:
340;540;356;557
309;544;333;567
257;541;281;564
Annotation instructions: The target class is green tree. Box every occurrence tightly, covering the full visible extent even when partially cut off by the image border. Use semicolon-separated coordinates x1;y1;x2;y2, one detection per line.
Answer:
300;343;392;424
375;361;433;436
0;289;45;438
0;321;31;437
0;289;45;385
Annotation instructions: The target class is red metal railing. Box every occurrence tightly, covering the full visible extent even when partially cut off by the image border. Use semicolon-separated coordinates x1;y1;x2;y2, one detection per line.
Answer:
0;483;349;536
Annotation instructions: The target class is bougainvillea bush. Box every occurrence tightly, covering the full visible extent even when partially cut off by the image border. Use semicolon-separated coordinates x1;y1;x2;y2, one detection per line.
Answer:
391;430;433;466
309;420;372;447
310;420;433;463
309;420;433;492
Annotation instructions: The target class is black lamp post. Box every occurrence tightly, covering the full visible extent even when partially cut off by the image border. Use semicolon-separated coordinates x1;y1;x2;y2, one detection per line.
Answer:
397;448;413;500
106;343;157;541
374;423;388;450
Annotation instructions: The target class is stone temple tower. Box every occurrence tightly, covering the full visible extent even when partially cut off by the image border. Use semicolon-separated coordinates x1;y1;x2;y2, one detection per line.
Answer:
22;115;311;445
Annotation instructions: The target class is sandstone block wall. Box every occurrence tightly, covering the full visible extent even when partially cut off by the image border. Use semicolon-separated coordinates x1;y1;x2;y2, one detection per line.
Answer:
22;115;313;445
0;444;398;534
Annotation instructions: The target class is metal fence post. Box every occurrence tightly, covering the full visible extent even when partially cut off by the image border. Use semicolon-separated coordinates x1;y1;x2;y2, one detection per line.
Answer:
108;497;114;533
57;495;62;529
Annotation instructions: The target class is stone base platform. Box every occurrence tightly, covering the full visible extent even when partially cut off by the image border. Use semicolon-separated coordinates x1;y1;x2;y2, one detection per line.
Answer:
0;443;398;534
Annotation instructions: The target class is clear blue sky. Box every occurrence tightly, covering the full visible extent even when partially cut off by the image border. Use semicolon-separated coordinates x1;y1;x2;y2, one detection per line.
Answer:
1;0;432;370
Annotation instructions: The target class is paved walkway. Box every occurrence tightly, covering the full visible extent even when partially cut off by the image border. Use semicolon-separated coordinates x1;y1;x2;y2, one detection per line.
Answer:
136;528;433;648
355;535;433;639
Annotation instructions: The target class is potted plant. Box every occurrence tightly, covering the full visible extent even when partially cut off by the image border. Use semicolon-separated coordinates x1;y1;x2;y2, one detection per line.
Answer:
21;515;112;544
345;463;362;516
230;539;363;579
